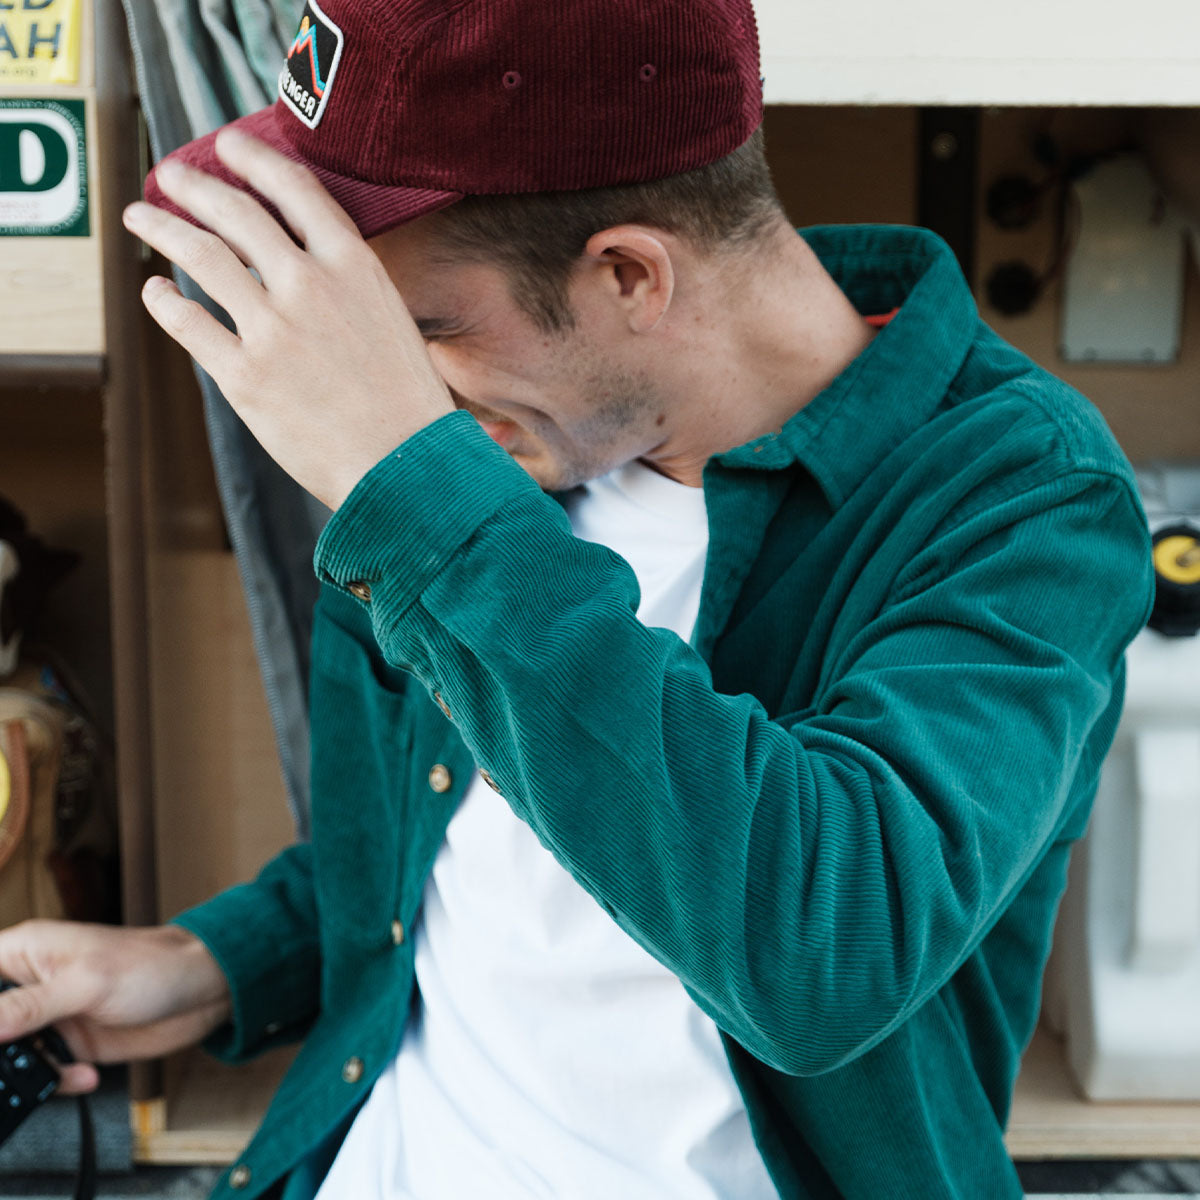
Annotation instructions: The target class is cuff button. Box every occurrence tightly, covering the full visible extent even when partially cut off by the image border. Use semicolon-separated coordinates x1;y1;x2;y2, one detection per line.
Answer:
347;580;373;603
433;691;452;719
478;768;501;793
229;1164;252;1189
342;1056;364;1084
428;763;452;793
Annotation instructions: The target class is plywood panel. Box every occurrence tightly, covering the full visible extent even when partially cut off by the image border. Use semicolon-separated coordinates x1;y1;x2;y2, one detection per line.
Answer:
0;385;113;730
135;277;289;919
765;105;1200;463
764;106;918;229
976;107;1200;462
146;550;295;920
0;233;105;355
755;0;1200;106
133;1045;298;1165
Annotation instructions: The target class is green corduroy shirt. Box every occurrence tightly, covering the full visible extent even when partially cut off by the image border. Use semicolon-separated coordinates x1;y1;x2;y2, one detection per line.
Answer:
174;224;1155;1200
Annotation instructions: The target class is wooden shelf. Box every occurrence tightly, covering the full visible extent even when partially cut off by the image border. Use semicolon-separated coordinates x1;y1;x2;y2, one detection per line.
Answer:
132;1027;1200;1166
133;1046;298;1166
0;0;106;358
0;354;104;387
145;552;295;921
1009;1029;1200;1159
0;233;106;356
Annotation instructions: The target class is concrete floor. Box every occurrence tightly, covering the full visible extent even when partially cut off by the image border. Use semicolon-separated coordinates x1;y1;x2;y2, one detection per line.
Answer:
1019;1160;1200;1195
1;1160;1200;1197
0;1165;222;1197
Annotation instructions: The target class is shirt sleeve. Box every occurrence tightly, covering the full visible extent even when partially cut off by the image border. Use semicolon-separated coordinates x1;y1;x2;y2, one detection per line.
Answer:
171;842;321;1064
315;409;1154;1076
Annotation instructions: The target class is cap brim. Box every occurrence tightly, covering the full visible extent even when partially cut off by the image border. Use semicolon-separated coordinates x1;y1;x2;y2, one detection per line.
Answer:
144;105;463;241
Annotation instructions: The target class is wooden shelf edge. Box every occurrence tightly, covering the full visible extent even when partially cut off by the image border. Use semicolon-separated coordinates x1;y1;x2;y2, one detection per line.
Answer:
0;354;105;388
131;1029;1200;1167
135;1130;249;1167
1007;1028;1200;1159
760;59;1200;109
134;1045;296;1166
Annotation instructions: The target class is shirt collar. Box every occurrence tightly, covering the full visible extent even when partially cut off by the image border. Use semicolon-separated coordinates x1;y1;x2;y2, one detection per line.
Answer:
714;225;980;509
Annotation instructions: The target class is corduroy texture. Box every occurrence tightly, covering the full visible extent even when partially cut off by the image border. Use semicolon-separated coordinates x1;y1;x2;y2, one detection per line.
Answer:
143;106;464;242
174;225;1155;1200
145;0;763;239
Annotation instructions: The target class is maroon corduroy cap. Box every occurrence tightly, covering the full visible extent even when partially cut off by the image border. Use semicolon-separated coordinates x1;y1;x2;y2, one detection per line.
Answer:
145;0;764;239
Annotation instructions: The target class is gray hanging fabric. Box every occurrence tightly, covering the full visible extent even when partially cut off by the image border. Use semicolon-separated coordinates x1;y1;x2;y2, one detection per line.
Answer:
120;0;322;838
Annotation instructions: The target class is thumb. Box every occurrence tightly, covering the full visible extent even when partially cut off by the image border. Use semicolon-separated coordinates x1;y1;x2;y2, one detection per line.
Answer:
0;972;97;1041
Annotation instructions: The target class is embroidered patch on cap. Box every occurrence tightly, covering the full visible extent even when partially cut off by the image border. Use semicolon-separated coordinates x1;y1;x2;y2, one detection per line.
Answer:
278;0;344;130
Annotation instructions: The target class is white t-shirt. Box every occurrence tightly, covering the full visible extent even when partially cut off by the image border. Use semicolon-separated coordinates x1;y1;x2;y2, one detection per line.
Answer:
316;460;775;1199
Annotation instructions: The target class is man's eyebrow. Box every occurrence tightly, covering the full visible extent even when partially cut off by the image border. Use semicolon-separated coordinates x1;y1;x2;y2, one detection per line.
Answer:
414;316;463;337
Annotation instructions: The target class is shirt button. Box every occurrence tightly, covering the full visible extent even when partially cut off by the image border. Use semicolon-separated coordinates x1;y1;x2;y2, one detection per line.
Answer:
342;1056;364;1084
428;763;452;793
433;691;452;719
478;768;501;793
229;1164;252;1189
347;580;372;603
391;919;405;945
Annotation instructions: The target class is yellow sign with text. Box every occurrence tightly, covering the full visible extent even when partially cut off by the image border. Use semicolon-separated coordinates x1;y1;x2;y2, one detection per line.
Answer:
0;0;83;86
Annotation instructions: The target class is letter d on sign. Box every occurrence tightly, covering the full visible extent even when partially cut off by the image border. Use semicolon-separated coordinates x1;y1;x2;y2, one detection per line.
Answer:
0;119;68;191
0;99;87;235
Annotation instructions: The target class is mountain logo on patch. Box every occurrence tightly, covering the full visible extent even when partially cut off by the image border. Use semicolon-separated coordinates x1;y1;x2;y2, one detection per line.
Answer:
278;0;344;130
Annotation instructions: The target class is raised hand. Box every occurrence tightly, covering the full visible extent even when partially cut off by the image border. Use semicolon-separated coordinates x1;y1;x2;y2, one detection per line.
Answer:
122;129;455;511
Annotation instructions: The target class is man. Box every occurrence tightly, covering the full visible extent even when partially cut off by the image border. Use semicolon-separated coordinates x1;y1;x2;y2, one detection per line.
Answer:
0;0;1154;1196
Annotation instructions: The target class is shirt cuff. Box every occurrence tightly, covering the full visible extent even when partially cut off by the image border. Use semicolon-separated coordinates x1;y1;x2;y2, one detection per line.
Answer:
314;410;544;632
171;898;318;1064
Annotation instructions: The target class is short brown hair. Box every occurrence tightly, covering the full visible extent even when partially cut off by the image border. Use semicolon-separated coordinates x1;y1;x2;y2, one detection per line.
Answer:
428;126;784;334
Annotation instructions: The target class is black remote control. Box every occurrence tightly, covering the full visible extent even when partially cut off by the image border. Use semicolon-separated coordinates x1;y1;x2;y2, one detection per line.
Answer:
0;981;61;1147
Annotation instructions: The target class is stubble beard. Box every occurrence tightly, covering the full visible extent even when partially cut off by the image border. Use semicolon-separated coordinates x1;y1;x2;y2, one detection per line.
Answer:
532;361;663;492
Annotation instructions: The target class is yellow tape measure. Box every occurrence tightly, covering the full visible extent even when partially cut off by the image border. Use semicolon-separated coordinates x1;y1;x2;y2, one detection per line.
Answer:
1153;533;1200;586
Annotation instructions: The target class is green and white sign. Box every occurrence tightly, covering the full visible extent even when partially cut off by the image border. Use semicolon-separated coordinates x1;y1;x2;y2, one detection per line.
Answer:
0;97;88;236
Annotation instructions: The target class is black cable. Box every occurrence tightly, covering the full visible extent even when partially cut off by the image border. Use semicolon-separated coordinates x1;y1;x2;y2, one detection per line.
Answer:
38;1022;96;1200
74;1095;96;1200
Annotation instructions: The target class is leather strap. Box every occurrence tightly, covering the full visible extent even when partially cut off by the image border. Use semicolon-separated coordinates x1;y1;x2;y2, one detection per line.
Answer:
0;719;31;873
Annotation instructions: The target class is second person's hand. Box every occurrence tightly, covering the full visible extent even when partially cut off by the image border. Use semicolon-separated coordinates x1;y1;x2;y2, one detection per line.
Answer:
0;920;232;1095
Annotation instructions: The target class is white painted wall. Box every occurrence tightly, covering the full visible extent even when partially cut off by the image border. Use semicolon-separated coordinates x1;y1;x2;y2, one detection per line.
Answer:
754;0;1200;106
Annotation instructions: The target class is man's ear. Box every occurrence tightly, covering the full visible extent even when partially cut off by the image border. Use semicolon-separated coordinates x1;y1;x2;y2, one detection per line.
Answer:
582;226;676;333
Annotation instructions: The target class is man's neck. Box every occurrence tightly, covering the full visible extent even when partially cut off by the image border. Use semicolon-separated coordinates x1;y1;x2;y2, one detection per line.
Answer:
642;229;878;487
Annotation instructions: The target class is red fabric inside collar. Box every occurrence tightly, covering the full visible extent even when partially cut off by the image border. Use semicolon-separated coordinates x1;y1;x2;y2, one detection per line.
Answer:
865;307;901;328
